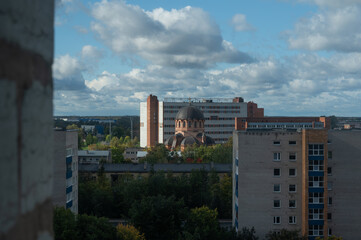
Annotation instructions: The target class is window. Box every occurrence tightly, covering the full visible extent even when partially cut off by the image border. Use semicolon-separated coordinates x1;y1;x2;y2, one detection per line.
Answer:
274;168;281;177
309;209;324;220
328;197;332;205
273;152;281;161
289;200;296;208
289;184;296;192
309;192;324;203
309;160;324;171
328;151;332;159
289;216;296;224
309;225;323;236
327;213;332;221
273;141;280;145
273;200;281;208
328;182;333;190
309;144;324;156
273;216;281;224
327;167;332;175
328;228;332;236
289;168;296;177
309;176;324;187
274;184;281;192
289;141;296;145
289;152;297;161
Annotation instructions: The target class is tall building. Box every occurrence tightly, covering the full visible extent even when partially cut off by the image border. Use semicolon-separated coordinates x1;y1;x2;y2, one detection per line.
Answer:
232;120;361;240
53;130;79;213
140;94;264;147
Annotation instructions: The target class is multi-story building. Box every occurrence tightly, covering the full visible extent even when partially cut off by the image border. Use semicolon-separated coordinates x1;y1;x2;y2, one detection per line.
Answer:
232;119;361;240
53;130;78;213
78;150;112;164
140;94;263;147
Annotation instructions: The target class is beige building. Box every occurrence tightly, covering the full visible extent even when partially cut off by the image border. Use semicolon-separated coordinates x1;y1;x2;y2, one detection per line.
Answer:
53;130;78;213
233;128;361;240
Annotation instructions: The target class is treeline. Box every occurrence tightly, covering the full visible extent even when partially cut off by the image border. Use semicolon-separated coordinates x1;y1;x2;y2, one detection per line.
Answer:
79;169;232;220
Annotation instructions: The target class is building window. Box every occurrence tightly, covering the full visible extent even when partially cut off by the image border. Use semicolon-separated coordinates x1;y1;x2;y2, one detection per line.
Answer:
289;168;296;177
273;200;281;208
327;167;332;175
289;200;296;208
328;228;332;236
327;213;332;221
289;141;296;145
309;192;324;204
194;121;197;128
309;225;323;236
274;168;281;177
328;182;333;190
309;176;324;187
309;209;324;220
273;216;281;224
328;197;332;205
289;152;297;161
273;141;280;145
289;184;296;192
273;152;281;161
309;160;324;171
328;151;332;159
274;184;281;192
289;216;296;224
309;144;324;156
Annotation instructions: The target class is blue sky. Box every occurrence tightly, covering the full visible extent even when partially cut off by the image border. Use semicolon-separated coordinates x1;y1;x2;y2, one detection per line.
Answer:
54;0;361;116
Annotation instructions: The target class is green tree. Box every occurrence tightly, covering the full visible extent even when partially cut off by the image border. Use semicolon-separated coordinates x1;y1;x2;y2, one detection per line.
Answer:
105;134;112;142
92;135;98;144
265;229;306;240
76;214;116;240
86;134;94;145
53;207;78;240
184;206;219;240
129;195;186;240
238;227;258;240
116;224;146;240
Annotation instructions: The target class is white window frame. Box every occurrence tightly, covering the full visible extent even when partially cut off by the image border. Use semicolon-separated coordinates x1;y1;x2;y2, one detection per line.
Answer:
289;168;297;177
289;184;297;192
273;152;281;161
273;199;281;208
274;168;281;177
274;184;281;192
273;216;281;224
309;192;324;204
289;200;296;208
289;216;296;224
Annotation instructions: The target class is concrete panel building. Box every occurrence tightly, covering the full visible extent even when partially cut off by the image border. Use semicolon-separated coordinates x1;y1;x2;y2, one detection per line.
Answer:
0;0;54;239
233;125;361;240
78;150;112;164
140;94;263;147
53;130;79;214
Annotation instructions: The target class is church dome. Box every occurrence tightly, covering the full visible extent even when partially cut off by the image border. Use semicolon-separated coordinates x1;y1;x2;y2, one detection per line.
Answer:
176;106;204;120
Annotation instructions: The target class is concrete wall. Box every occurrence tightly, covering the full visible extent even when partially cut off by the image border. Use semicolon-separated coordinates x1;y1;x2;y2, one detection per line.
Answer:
233;131;303;238
328;130;361;240
52;132;66;208
0;0;54;239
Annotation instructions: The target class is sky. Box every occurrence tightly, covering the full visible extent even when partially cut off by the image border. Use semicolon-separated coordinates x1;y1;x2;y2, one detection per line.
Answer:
54;0;361;116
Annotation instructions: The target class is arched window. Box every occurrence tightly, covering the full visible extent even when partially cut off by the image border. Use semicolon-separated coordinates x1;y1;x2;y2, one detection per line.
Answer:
189;121;192;128
183;121;186;127
195;121;197;128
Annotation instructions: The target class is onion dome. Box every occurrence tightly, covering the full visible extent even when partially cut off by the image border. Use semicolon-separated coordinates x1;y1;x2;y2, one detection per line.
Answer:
176;106;204;120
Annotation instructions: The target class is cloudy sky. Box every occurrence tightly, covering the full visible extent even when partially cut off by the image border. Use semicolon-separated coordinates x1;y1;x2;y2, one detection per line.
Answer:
54;0;361;116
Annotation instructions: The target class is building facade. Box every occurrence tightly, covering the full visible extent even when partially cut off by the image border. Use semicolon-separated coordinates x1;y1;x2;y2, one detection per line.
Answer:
140;95;263;147
53;130;78;214
233;127;361;239
78;150;112;164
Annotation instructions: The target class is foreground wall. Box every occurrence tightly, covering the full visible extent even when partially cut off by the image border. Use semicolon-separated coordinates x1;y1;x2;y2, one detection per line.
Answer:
0;1;54;239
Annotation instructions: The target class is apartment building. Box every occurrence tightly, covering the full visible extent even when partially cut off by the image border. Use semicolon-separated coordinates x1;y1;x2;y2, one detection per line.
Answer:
53;130;78;213
232;124;361;239
78;150;112;164
140;94;263;147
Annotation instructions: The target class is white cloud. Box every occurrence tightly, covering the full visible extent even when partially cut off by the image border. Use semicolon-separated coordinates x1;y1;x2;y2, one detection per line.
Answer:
287;5;361;52
231;14;255;31
81;45;104;59
90;1;252;68
298;0;361;8
53;54;86;91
